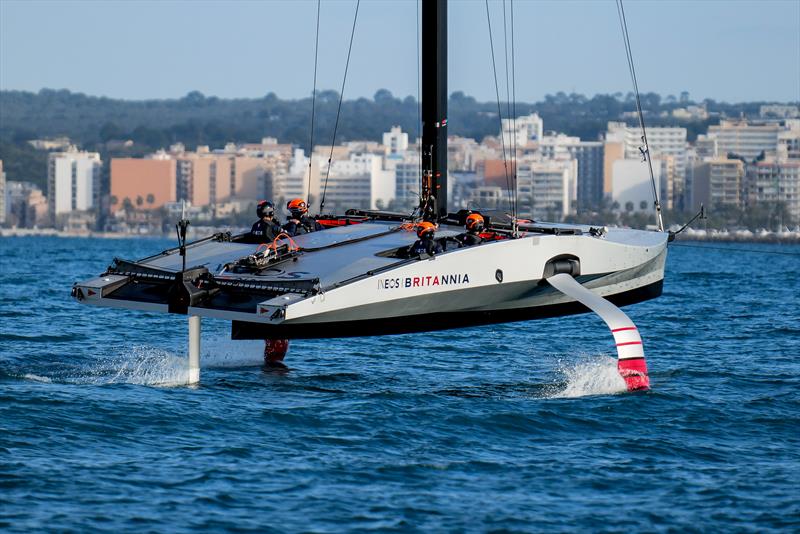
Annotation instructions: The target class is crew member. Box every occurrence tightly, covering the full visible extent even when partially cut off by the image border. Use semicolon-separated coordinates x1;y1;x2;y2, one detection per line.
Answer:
282;198;322;236
409;221;443;256
247;200;282;243
456;213;484;247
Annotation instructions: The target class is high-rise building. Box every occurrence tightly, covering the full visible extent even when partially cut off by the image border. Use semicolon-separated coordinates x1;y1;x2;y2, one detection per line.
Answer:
611;159;663;213
395;154;421;211
746;160;800;224
607;122;687;207
538;134;604;210
110;157;177;211
516;158;576;221
383;126;409;155
47;149;102;220
313;151;395;212
6;181;48;228
707;120;781;161
691;158;745;211
501;113;543;149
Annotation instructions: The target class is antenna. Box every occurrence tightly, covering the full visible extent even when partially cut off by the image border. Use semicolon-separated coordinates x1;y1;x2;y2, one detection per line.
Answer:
176;199;190;272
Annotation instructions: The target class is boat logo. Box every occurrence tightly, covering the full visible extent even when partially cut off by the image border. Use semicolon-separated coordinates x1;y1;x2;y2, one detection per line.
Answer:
378;273;470;290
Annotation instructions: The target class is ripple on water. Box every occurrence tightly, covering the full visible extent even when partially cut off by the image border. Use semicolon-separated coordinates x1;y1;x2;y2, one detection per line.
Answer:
1;237;799;532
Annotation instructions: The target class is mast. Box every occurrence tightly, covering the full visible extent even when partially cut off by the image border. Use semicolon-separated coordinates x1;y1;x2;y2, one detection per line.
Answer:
421;0;447;220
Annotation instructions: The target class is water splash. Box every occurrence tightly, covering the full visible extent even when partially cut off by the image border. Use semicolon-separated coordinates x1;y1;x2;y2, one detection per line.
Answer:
95;341;265;386
9;339;267;387
548;355;627;399
99;345;192;387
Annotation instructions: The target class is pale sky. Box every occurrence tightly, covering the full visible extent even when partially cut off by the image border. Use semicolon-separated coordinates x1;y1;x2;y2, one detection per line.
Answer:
1;0;798;103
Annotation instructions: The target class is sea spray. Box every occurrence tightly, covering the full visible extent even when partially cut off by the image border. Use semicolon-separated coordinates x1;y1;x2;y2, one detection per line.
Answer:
549;355;627;398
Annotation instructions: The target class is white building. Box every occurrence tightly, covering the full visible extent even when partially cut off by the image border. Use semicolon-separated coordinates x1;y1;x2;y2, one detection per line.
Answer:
394;153;421;211
746;160;800;224
759;105;800;119
501;112;543;149
383;126;409;155
272;148;312;209
611;159;662;213
516;158;576;221
47;149;102;218
320;151;395;211
537;134;604;210
607;122;687;209
707;120;781;161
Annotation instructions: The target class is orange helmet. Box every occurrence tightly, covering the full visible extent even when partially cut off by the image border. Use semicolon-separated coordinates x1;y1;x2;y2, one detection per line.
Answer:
286;198;308;215
466;213;484;232
416;221;436;238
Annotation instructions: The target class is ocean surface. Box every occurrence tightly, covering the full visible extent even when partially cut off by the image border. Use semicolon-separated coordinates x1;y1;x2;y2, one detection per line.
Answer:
1;236;798;532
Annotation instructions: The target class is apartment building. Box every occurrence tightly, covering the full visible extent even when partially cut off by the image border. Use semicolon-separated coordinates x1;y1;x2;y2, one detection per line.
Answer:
47;149;102;220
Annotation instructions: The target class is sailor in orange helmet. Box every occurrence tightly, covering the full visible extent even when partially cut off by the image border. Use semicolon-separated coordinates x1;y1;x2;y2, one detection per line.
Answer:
282;198;322;236
457;213;485;247
409;221;443;256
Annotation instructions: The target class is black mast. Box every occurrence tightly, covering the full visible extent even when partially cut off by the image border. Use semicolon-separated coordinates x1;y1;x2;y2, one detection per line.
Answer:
421;0;447;220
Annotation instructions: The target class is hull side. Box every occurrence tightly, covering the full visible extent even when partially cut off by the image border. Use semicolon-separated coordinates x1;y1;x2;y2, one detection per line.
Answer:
231;279;663;339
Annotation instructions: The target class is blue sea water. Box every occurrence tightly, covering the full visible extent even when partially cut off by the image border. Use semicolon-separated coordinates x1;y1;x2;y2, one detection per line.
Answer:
1;236;798;532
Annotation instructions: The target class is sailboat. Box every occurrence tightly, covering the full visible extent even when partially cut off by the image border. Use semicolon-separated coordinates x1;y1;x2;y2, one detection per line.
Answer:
72;0;666;391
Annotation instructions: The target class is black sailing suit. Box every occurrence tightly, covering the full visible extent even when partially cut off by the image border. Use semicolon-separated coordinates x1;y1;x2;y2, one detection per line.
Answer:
246;218;282;243
410;235;443;256
282;216;323;237
456;230;482;247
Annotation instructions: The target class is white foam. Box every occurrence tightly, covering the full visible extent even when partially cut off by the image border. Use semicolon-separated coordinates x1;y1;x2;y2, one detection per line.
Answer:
23;373;53;383
84;340;265;387
549;355;627;398
101;345;192;387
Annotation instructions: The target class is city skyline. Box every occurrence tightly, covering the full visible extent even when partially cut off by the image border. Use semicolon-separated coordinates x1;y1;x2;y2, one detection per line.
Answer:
1;0;799;104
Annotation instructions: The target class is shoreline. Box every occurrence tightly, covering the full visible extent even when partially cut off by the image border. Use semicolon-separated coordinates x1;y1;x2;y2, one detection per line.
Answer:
3;226;799;244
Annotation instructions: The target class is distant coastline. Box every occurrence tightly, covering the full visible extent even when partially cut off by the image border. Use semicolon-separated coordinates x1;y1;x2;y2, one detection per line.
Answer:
676;228;800;244
3;226;798;243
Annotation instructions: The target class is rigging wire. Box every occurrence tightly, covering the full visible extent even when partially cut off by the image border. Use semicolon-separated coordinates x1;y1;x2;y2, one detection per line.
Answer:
502;0;516;229
320;0;360;214
484;0;514;218
307;0;321;210
509;0;519;236
615;0;664;232
417;0;422;215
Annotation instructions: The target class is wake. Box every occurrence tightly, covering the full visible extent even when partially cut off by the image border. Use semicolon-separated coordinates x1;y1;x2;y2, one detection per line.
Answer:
18;339;265;387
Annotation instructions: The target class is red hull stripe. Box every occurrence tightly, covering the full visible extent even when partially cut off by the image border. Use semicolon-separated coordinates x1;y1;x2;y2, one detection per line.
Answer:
616;341;643;347
612;327;638;333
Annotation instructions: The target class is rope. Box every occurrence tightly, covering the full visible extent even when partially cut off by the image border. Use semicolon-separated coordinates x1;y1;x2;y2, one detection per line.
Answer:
615;0;664;231
270;232;300;252
320;0;360;214
307;0;321;211
484;0;513;216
